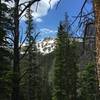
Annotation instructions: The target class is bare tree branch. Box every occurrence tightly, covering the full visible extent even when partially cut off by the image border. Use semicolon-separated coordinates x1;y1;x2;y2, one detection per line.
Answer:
20;32;40;60
5;36;14;42
19;0;41;17
19;1;29;7
69;0;88;27
36;1;39;12
34;32;40;41
19;32;29;49
56;0;62;9
72;11;94;18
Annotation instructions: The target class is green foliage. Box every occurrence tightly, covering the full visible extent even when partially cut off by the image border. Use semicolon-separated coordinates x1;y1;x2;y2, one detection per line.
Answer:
78;63;97;100
20;52;54;100
0;1;12;100
0;1;13;46
53;21;78;100
40;52;55;100
0;2;6;45
20;6;42;100
0;48;12;100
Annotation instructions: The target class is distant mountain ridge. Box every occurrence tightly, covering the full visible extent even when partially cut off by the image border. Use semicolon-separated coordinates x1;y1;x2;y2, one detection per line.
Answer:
20;37;83;55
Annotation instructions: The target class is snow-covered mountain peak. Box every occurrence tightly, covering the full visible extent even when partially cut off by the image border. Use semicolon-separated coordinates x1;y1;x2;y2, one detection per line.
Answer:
36;37;56;55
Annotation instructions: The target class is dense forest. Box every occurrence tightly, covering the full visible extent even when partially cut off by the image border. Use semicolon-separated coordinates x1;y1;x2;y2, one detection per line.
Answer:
0;0;100;100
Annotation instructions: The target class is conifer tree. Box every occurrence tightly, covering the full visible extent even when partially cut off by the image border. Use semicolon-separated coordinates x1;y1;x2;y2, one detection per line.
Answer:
78;63;98;100
53;20;78;100
25;5;42;100
0;1;12;99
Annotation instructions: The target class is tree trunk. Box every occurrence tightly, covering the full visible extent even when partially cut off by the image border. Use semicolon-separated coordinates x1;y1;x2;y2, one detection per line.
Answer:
11;1;40;100
11;1;20;100
94;0;100;98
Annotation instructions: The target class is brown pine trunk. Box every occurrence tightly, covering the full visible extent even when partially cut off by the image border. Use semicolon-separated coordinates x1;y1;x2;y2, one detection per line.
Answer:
94;0;100;93
11;0;20;100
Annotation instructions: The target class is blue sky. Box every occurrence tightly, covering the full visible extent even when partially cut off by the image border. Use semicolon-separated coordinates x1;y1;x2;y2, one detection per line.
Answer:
3;0;92;40
34;0;92;40
38;0;85;29
19;0;92;41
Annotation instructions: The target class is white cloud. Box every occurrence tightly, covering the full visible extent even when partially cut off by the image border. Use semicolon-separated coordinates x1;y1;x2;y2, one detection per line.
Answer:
32;0;60;19
40;28;57;34
2;0;60;22
35;18;43;22
48;0;60;8
37;28;57;40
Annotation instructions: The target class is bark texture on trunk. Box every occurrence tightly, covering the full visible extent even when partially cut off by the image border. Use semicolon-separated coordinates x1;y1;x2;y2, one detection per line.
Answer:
11;1;20;100
94;0;100;89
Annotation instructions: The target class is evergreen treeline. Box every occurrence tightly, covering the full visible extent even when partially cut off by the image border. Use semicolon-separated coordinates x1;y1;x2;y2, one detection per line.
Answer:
0;0;99;100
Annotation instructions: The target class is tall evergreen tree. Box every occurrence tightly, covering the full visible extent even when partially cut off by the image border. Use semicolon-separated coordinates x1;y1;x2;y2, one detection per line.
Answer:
0;0;12;99
53;21;78;100
25;5;42;100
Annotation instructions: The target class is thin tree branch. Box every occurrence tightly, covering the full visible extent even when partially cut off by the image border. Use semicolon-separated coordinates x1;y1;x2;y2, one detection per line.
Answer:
19;0;41;17
19;32;29;49
20;32;40;60
72;11;94;18
34;32;40;41
19;1;29;7
36;1;39;12
68;0;88;28
56;0;62;9
5;36;14;42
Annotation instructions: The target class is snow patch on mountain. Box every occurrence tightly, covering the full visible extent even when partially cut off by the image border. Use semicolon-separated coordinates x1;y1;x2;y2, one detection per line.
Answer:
36;37;56;55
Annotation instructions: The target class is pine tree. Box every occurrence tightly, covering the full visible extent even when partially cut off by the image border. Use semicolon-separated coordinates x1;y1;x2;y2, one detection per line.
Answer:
0;1;12;99
25;5;42;100
53;21;78;100
0;0;12;46
78;63;98;100
0;47;12;100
